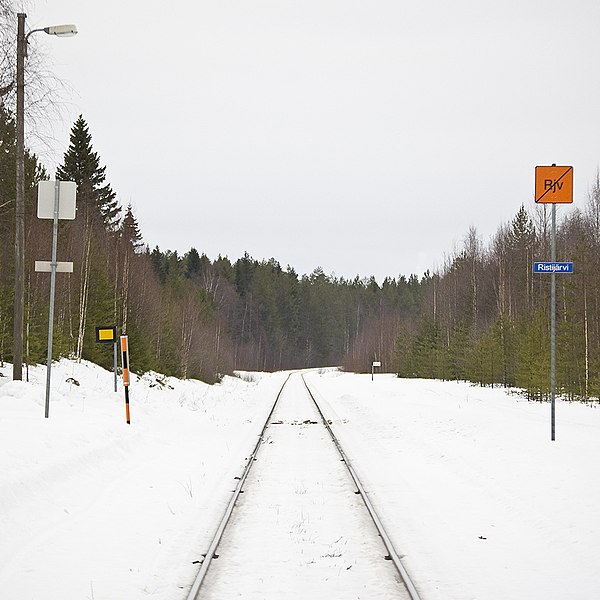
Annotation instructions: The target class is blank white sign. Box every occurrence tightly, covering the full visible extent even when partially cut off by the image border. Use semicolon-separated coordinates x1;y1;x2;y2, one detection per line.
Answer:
35;261;74;273
37;181;77;220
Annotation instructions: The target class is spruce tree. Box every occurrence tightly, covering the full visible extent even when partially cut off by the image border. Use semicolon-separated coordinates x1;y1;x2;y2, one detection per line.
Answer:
185;247;202;278
150;246;167;284
119;203;143;250
0;103;16;209
56;115;120;360
516;310;549;400
117;204;143;335
0;103;46;367
56;115;120;230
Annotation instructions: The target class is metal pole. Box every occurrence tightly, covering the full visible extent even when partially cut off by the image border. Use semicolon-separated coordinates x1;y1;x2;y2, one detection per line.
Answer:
550;203;556;441
113;341;118;392
44;181;60;418
13;13;26;381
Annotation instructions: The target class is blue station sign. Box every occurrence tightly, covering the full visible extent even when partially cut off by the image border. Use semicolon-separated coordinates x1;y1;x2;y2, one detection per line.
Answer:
533;262;574;274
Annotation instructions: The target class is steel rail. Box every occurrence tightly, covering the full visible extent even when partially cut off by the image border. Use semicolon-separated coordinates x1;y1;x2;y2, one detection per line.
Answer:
185;373;292;600
301;374;423;600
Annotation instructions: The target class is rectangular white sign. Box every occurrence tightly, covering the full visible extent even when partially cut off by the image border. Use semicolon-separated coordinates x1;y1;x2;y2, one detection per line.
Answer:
37;181;77;220
372;361;381;367
35;261;73;273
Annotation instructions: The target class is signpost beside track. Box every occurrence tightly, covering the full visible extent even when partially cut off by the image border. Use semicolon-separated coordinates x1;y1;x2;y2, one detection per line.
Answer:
534;164;574;441
36;180;76;418
372;361;381;381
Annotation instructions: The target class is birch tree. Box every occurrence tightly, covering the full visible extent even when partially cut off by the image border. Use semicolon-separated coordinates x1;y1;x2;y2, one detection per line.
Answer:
56;116;119;361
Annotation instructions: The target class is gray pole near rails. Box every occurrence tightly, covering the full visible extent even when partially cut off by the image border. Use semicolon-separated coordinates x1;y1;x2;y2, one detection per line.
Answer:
113;341;118;392
550;203;556;441
44;181;60;418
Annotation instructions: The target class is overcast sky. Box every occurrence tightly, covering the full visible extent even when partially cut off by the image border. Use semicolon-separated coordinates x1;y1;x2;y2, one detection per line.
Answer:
25;0;600;281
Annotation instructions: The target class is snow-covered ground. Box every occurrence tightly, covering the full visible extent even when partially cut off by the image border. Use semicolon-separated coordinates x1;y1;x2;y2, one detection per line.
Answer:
306;371;600;600
0;359;284;599
1;361;599;599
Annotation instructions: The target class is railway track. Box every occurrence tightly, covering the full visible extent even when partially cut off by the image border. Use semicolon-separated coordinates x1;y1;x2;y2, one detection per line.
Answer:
186;372;422;600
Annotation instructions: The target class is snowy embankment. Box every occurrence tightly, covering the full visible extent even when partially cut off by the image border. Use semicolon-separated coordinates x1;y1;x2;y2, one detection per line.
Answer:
306;372;600;600
2;362;599;600
0;359;284;599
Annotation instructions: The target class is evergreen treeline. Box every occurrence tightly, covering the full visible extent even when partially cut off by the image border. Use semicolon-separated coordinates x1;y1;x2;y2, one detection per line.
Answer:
0;109;423;382
396;197;600;402
2;105;600;400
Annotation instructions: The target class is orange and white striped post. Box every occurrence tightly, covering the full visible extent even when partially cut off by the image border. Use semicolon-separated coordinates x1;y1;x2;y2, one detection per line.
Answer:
120;335;131;424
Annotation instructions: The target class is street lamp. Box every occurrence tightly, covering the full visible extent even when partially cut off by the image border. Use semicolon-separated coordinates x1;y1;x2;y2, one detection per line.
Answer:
13;14;77;381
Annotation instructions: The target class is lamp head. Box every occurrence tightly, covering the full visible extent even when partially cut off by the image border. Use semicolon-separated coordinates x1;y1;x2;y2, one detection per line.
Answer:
44;24;77;37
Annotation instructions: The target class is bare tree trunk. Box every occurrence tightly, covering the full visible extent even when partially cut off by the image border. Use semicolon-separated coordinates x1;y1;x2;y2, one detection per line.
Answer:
180;294;198;379
433;276;437;321
215;321;221;368
241;301;247;343
75;224;92;362
466;226;480;331
113;240;120;323
378;297;383;360
584;281;589;398
121;249;130;333
155;311;162;364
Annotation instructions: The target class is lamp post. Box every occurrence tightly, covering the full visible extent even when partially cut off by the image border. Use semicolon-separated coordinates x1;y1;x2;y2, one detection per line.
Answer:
13;13;77;381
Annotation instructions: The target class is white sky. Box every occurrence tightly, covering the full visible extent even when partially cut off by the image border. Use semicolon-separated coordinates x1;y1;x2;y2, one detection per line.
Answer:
25;0;600;281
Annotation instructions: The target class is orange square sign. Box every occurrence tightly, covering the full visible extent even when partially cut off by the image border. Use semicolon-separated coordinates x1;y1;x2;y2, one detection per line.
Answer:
535;165;573;203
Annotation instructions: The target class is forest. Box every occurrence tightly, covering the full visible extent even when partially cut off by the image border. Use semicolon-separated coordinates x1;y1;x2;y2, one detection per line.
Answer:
0;107;425;381
1;105;600;402
1;0;600;400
